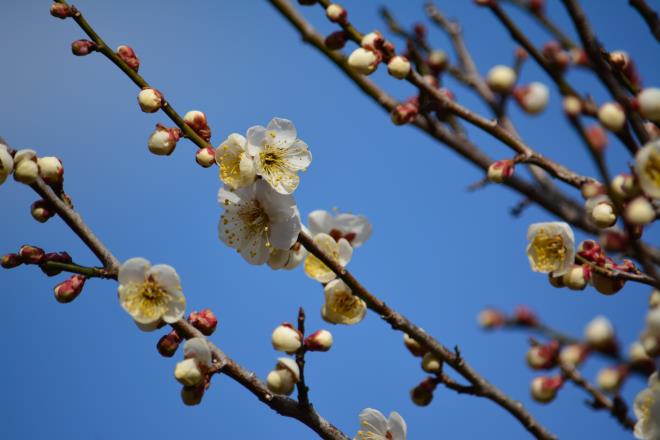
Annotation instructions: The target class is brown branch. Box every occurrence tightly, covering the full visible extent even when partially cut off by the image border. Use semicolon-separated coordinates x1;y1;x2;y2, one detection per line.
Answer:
502;0;579;49
560;364;636;431
295;307;311;408
575;254;658;288
629;0;660;42
40;260;116;279
297;231;557;440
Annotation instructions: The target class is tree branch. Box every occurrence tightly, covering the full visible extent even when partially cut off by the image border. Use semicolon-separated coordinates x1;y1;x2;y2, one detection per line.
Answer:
629;0;660;42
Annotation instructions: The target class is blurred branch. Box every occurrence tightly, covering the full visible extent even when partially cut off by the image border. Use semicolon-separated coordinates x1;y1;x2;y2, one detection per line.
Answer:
295;307;311;408
501;0;578;49
629;0;660;42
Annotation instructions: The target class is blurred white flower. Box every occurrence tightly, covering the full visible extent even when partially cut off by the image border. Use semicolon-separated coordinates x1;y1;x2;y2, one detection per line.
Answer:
308;209;372;248
219;180;301;265
304;233;352;283
634;373;660;440
322;279;366;325
355;408;407;440
246;118;311;194
0;146;14;185
215;133;256;189
526;222;575;276
635;139;660;199
117;257;186;330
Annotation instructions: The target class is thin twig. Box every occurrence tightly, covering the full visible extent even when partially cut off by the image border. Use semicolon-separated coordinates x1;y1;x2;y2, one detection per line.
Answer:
296;307;311;408
502;0;579;49
40;260;116;279
629;0;660;42
575;254;658;288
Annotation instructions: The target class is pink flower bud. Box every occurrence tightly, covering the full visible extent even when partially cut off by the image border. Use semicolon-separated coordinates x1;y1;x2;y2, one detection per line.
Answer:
19;245;45;264
40;251;72;277
31;199;55;223
427;50;448;73
600;230;629;253
514;306;538;326
477;308;506;329
598;102;626;132
188;309;218;336
157;330;181;357
148;124;181;156
530;375;562;403
325;3;347;24
487;159;515;183
515;47;529;60
195;147;216;168
37;156;64;185
116;45;140;71
586;124;608;152
324;31;347;50
180;384;205;406
137;88;163;113
542;41;569;71
570;48;590;67
391;99;419;125
305;329;333;352
526;340;559;370
71;39;96;56
50;3;73;19
361;31;384;51
387;56;411;80
1;253;23;269
410;377;436;406
54;274;86;303
513;82;549;114
184;110;212;142
580;181;606;200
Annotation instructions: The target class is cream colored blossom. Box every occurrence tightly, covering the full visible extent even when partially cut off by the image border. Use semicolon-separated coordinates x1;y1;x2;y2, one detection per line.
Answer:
322;279;366;325
634;373;660;440
635;139;660;199
304;233;352;283
308;210;372;248
117;257;186;330
246;118;311;194
355;408;407;440
215;133;256;189
526;222;575;276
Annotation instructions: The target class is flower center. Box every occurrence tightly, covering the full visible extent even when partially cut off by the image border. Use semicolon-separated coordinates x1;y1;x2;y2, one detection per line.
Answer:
329;228;357;244
643;150;660;188
330;292;362;318
238;201;271;245
531;230;566;271
124;279;169;319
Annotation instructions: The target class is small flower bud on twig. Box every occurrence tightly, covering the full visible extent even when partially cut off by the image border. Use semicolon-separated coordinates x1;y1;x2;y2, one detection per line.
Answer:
596;366;627;393
157;330;181;357
272;323;303;354
50;3;73;19
31;200;55;223
148;124;181;156
14;159;39;184
427;50;448;73
421;352;442;373
487;65;517;93
195;147;216;168
477;308;506;329
558;344;588;368
137;88;163;113
40;251;72;276
590;199;617;228
585;125;608;152
1;253;23;269
325;3;347;24
37;156;63;185
175;358;204;387
71;39;96;56
266;357;300;396
410;377;436;406
514;306;538;326
348;48;381;75
584;316;616;350
513;82;549;115
305;329;333;352
530;375;562;403
597;102;626;132
184;110;212;142
324;31;347;50
487;159;515;183
180;384;205;406
562;96;582;117
19;245;45;264
53;274;86;303
116;45;140;71
387;56;411;80
403;332;427;357
361;31;384;51
635;87;660;123
188;309;218;336
0;147;14;185
624;196;655;225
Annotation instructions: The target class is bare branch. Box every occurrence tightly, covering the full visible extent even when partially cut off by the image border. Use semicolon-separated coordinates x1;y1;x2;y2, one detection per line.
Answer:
629;0;660;42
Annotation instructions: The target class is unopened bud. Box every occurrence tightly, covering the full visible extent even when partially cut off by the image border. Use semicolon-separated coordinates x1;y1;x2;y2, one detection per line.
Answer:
180;384;205;406
116;45;140;71
487;65;517;93
530;0;545;14
387;56;411;80
50;3;73;19
586;125;608;152
561;265;590;290
40;251;72;276
584;316;615;349
183;337;212;368
361;31;384;51
37;156;63;185
421;352;442;373
14;159;39;184
391;101;418;125
650;290;660;309
558;344;588;368
348;48;381;75
271;323;303;354
591;271;625;296
0;147;14;185
157;330;182;357
526;341;559;370
174;358;204;387
148;124;181;156
325;3;347;24
53;274;86;303
628;341;651;364
570;48;590;67
195;147;216;168
542;41;569;71
590;200;617;228
598;102;626;132
641;332;660;357
581;181;605;199
184;110;211;141
188;309;218;336
514;306;538;326
530;375;562;403
477;308;505;329
304;329;333;352
403;332;427;357
563;96;582;117
636;88;660;123
137;88;163;113
31;200;55;223
19;245;45;264
487;159;514;183
266;357;300;396
324;31;347;50
596;366;627;393
427;50;448;73
1;253;23;269
610;173;639;200
71;39;96;56
513;82;549;114
625;197;655;225
410;378;436;406
647;307;660;337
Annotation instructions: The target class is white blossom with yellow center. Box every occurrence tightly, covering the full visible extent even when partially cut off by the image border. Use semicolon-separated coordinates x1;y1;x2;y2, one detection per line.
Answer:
246;118;312;195
304;232;353;283
308;209;373;248
526;222;575;276
268;222;309;270
634;372;660;440
215;133;256;189
219;179;301;265
635;139;660;199
354;408;407;440
322;279;366;325
117;257;186;330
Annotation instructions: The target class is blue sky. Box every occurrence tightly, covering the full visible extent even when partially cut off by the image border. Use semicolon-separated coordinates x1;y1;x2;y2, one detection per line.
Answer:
1;1;658;439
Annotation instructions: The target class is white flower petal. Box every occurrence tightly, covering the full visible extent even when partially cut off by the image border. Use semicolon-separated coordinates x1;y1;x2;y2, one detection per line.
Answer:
118;257;150;285
337;238;353;266
239;232;270;265
334;213;373;247
267;248;290;270
270;217;301;250
267;117;296;146
308;210;332;236
147;264;181;292
387;412;407;440
134;319;163;332
358;408;388;436
283;139;312;170
184;337;212;368
162;291;186;323
246;125;267;156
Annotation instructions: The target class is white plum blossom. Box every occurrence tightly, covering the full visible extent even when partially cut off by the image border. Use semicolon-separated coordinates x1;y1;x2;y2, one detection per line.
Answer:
635;139;660;199
246;118;311;194
355;408;407;440
219;179;301;265
0;145;14;185
304;232;353;283
215;133;256;189
322;279;366;325
526;222;575;276
117;257;186;330
308;209;373;248
267;224;308;271
634;373;660;440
